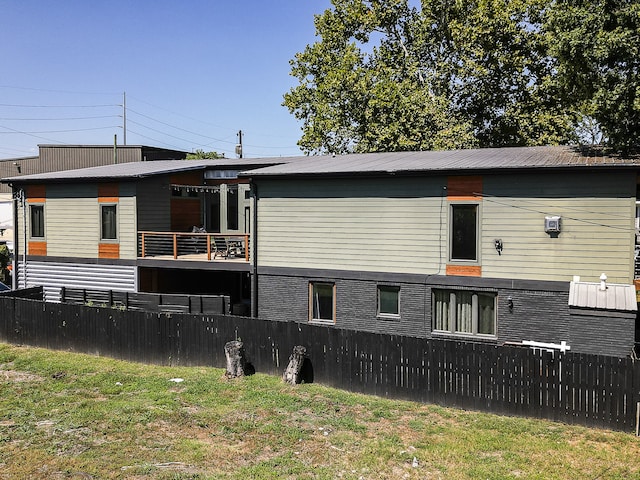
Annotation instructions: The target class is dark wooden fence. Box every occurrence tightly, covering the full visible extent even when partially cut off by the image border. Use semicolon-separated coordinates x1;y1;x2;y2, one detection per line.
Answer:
1;296;639;433
60;287;232;315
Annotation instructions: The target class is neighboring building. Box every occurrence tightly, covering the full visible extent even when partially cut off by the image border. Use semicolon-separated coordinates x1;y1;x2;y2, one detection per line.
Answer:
243;146;640;357
1;158;287;312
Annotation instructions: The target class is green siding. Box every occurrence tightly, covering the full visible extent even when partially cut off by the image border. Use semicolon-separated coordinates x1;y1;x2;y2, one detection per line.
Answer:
19;183;139;260
257;178;446;275
481;172;635;283
257;172;636;283
47;185;99;258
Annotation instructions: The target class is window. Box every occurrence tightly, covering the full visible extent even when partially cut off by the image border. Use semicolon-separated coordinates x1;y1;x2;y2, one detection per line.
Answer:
433;289;496;336
377;285;400;318
208;189;221;232
309;282;335;323
450;204;478;261
227;185;238;230
100;204;117;240
30;204;45;238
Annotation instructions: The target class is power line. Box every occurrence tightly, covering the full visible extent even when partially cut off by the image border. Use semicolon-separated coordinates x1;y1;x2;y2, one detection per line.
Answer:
0;115;120;121
0;85;120;96
0;126;120;134
479;194;634;232
126;118;213;147
127;108;235;144
125;128;187;151
127;94;234;132
0;124;64;144
474;193;629;219
0;103;118;108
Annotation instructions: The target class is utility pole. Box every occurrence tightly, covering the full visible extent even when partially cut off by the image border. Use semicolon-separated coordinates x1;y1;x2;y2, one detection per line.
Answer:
235;130;243;158
122;92;127;145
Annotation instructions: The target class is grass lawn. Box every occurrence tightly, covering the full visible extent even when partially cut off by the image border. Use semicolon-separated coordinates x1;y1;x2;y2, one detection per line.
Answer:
1;343;639;479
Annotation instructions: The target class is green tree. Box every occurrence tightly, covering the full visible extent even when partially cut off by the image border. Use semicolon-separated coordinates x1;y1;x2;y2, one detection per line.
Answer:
186;149;225;159
284;0;477;154
545;0;640;153
0;244;10;285
284;0;577;155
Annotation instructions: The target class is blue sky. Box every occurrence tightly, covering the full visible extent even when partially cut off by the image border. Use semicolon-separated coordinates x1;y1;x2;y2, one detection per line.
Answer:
0;1;332;160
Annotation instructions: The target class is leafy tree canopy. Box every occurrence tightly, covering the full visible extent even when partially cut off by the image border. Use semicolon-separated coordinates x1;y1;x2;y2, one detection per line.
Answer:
186;149;226;159
545;0;640;154
284;0;638;154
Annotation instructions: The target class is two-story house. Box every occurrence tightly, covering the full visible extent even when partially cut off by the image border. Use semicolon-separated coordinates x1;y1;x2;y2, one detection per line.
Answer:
243;146;639;357
3;145;639;357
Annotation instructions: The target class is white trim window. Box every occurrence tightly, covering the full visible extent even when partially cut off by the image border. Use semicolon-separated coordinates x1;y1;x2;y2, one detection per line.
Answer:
450;203;478;262
29;204;45;239
309;282;336;324
100;204;118;241
433;289;496;337
377;285;400;319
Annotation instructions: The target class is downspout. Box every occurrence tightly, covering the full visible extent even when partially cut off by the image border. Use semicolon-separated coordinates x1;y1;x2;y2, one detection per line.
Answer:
11;185;18;290
10;185;24;290
21;187;26;288
250;180;258;318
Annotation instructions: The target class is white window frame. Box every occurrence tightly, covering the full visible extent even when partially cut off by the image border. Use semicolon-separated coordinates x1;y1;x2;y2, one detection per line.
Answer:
100;203;118;241
29;203;45;239
309;282;336;324
377;285;400;319
432;289;496;337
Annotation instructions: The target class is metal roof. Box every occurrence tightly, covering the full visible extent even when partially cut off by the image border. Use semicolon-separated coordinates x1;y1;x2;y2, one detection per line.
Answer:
4;146;639;185
0;158;290;185
241;146;640;177
568;281;637;312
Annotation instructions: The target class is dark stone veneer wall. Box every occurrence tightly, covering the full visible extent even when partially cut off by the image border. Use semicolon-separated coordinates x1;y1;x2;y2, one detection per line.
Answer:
256;267;636;358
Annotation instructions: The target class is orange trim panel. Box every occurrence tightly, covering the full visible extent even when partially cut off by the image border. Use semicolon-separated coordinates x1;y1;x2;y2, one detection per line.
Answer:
446;264;482;277
99;243;120;259
98;184;119;198
28;241;47;256
447;176;482;200
26;185;46;203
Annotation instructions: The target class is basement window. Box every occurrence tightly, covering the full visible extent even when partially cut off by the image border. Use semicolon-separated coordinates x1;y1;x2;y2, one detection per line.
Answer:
377;285;400;319
309;282;336;324
433;289;496;337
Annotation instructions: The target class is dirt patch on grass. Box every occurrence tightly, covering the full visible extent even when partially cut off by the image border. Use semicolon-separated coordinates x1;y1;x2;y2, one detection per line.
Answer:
0;364;45;383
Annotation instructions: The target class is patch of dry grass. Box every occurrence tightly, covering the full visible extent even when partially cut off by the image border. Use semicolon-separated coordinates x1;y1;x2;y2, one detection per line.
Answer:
1;343;639;479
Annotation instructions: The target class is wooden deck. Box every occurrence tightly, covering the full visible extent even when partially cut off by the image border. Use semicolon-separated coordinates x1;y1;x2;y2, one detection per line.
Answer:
138;231;250;263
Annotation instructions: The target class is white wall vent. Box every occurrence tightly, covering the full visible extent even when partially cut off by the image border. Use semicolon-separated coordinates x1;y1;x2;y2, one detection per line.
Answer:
544;216;561;233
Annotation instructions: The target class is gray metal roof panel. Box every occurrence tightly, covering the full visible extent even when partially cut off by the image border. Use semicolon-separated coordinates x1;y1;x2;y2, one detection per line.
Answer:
241;146;640;177
568;281;637;311
0;158;292;184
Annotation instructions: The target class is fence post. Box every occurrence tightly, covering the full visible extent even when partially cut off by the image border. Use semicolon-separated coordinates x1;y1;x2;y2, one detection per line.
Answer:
60;286;66;303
